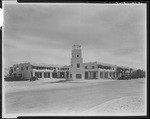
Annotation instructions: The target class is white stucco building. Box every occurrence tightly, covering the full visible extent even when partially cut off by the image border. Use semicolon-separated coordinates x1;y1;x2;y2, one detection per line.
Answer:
9;45;133;80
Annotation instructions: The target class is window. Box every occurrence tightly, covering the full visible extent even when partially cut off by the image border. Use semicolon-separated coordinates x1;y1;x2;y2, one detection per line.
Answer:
85;72;88;79
26;67;28;70
85;66;87;69
44;72;50;78
48;73;50;78
77;55;79;57
35;72;39;78
76;74;82;79
44;72;47;78
39;72;42;78
14;68;16;71
21;67;23;70
35;72;40;78
100;72;103;78
105;72;108;78
70;74;72;78
77;63;80;68
19;74;22;77
92;66;94;69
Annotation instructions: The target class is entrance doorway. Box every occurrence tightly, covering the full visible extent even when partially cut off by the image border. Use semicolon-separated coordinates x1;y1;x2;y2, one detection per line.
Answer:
85;72;88;79
93;72;96;79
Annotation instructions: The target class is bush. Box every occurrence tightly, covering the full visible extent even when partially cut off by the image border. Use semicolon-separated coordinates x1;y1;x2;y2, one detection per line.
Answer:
4;76;27;81
118;69;146;80
118;75;131;80
4;76;13;81
30;76;38;81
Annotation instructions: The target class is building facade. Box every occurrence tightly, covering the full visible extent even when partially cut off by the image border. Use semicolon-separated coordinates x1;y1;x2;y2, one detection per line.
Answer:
9;45;133;80
10;63;70;80
68;45;119;80
69;45;84;80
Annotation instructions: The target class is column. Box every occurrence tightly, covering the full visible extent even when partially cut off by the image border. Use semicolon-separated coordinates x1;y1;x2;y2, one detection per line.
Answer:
57;72;60;78
114;72;117;79
100;71;102;79
50;72;53;79
107;72;109;79
32;71;35;77
42;72;44;78
108;72;110;79
64;72;66;78
109;72;112;79
96;71;98;79
109;72;111;79
45;72;47;78
88;71;90;79
90;72;93;79
103;72;105;79
66;72;69;79
105;72;107;79
98;70;100;79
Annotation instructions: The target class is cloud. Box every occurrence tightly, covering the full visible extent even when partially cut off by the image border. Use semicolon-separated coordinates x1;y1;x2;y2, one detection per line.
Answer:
3;3;146;70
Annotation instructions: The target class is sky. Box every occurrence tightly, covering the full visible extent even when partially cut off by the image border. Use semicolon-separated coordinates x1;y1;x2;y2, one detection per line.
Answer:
3;3;146;70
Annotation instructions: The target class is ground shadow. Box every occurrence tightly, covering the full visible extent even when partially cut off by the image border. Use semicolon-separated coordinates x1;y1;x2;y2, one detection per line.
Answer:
138;82;145;84
42;80;86;83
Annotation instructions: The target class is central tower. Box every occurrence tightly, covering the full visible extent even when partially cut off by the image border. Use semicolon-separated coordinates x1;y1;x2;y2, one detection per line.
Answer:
69;45;84;80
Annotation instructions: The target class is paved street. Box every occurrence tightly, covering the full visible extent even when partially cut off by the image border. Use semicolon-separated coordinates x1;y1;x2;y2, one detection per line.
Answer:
4;78;146;115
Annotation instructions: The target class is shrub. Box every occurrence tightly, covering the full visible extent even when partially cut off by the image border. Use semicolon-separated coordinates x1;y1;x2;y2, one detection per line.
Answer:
4;76;13;81
4;76;27;81
117;69;145;80
30;76;38;81
118;75;131;80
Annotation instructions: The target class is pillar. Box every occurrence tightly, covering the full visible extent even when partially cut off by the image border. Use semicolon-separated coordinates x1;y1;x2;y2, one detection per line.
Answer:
114;72;117;79
88;71;90;79
33;71;35;77
42;72;44;78
90;72;92;79
108;72;110;79
98;70;100;79
96;71;98;79
64;72;66;78
103;72;105;79
50;72;53;79
58;72;60;78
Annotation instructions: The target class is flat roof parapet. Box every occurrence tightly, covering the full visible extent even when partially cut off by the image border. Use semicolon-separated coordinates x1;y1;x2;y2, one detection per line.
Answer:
13;62;31;66
72;45;81;49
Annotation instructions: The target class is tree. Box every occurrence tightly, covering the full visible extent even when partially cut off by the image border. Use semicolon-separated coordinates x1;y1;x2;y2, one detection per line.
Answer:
133;69;145;78
118;69;146;80
9;67;13;77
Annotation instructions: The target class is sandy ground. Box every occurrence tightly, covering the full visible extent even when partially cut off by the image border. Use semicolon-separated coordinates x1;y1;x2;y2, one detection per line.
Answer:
4;78;115;93
3;78;146;117
82;96;146;116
